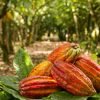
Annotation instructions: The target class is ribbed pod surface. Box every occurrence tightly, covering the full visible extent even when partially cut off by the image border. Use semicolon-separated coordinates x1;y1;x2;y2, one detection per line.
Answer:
51;61;96;96
19;76;59;98
48;42;80;63
28;60;53;77
75;56;100;91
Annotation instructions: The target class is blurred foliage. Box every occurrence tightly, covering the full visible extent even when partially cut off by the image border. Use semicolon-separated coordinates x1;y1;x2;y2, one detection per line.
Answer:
0;0;100;63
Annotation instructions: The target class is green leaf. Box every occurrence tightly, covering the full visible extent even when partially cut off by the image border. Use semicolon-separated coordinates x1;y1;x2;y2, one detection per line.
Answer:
42;91;88;100
88;93;100;100
0;76;19;91
1;85;25;100
0;91;11;100
13;48;34;80
0;76;26;100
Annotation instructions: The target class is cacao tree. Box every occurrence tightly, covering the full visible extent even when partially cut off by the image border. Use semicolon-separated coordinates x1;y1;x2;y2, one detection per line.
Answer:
0;0;100;63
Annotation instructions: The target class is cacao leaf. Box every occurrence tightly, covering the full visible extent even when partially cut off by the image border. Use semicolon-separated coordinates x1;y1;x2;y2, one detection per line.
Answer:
0;76;26;100
0;76;19;91
0;91;11;100
13;48;34;80
88;93;100;100
1;85;25;100
42;91;88;100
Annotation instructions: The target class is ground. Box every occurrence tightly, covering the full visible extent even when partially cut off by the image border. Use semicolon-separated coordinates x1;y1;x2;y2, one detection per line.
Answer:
0;41;67;76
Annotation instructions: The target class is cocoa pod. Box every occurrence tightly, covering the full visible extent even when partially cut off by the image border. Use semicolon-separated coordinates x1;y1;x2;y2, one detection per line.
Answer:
51;61;96;96
28;60;53;77
47;42;80;63
75;55;100;91
19;76;59;98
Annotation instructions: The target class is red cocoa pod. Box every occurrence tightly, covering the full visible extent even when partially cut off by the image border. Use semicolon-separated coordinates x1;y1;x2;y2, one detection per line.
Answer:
51;61;96;96
75;55;100;91
19;76;59;98
47;42;80;63
28;60;53;77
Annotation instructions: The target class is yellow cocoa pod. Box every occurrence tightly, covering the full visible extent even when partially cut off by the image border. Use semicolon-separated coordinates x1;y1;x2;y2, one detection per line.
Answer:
28;60;53;77
5;11;13;21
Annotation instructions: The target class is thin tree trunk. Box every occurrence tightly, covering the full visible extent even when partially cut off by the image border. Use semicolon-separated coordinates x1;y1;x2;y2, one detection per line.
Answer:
8;22;14;54
1;20;9;63
26;22;35;45
88;0;99;42
71;2;79;41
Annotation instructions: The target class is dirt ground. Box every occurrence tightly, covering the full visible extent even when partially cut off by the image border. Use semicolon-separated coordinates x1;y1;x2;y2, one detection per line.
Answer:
0;41;67;76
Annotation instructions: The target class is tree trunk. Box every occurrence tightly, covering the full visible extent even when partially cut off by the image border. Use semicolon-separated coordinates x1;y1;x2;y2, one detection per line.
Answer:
57;26;66;41
88;0;99;43
8;22;14;54
71;1;79;41
1;20;9;63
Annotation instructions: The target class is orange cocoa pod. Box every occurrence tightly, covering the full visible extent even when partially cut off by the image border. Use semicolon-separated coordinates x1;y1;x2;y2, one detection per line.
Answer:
28;60;53;77
19;76;59;98
75;55;100;91
48;42;80;63
51;61;96;96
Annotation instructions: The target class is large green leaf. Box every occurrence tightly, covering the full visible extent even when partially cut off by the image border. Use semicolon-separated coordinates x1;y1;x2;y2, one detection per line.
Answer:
88;93;100;100
13;48;34;80
42;91;88;100
0;85;25;100
42;91;100;100
0;76;26;100
0;91;11;100
0;76;19;91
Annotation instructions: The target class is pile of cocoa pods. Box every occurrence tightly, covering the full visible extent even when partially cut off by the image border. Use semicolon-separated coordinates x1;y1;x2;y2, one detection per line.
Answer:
19;42;100;99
